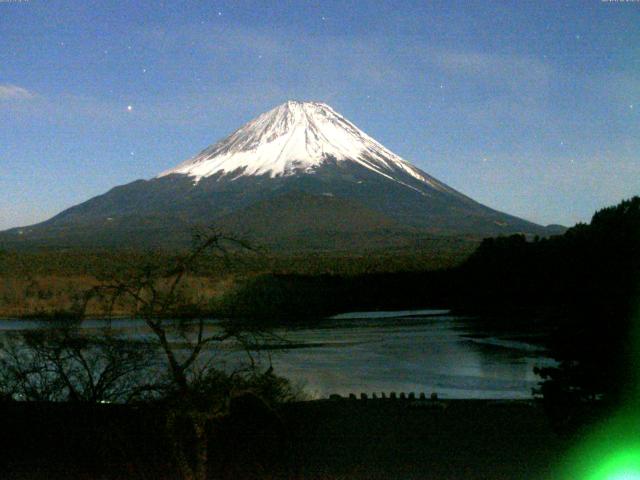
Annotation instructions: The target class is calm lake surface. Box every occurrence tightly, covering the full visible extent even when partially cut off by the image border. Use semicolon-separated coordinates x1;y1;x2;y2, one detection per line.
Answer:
0;309;555;399
268;310;554;399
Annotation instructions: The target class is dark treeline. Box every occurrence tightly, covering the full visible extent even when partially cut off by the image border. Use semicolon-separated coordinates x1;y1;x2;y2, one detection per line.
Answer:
214;270;455;320
219;197;639;323
456;197;639;319
457;197;640;420
228;197;639;324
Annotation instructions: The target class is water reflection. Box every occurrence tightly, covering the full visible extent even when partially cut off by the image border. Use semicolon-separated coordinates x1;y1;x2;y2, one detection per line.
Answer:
266;312;555;399
0;310;555;399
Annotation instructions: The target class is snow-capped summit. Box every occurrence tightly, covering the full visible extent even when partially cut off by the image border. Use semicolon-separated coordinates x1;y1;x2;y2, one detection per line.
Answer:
159;100;451;193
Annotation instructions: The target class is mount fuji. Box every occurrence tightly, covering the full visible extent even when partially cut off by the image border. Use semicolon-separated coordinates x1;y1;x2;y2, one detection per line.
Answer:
1;101;560;249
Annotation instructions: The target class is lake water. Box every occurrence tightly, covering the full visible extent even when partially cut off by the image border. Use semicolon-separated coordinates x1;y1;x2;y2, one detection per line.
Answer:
0;310;555;399
267;310;554;399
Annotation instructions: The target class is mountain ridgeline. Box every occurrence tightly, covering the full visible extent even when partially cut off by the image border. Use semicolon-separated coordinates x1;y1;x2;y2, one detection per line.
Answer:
1;101;561;249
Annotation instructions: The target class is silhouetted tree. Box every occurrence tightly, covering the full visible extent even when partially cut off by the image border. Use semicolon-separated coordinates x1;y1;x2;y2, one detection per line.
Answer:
0;230;301;480
0;326;159;402
83;228;295;480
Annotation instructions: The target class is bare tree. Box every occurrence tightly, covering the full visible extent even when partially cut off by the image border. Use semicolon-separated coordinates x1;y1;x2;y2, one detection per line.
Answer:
0;230;297;479
0;326;159;403
82;229;287;480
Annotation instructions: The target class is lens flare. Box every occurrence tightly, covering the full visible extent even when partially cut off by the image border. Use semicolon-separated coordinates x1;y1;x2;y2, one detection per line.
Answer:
555;408;640;479
556;300;640;480
587;447;640;480
610;475;640;480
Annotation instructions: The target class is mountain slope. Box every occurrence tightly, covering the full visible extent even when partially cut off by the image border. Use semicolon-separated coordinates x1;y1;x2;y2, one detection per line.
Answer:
0;101;559;250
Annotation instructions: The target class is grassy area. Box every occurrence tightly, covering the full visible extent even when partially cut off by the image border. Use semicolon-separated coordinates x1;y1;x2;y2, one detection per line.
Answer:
0;273;237;319
0;245;475;320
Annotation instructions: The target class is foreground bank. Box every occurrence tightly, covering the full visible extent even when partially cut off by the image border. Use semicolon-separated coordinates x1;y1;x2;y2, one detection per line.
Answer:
1;398;569;480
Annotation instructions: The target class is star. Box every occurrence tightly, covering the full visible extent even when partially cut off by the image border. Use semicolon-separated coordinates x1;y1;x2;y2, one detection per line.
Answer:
482;157;488;163
142;68;147;73
630;104;634;110
439;84;444;89
321;16;326;21
575;34;581;40
130;151;135;156
127;105;133;112
217;11;222;16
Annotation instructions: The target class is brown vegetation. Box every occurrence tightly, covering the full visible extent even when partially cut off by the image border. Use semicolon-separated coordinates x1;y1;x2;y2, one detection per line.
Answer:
0;243;475;319
0;274;236;319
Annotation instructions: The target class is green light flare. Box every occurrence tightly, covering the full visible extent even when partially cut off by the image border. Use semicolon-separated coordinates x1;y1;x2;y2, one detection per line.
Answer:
555;410;640;480
555;301;640;480
609;474;640;480
587;447;640;480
